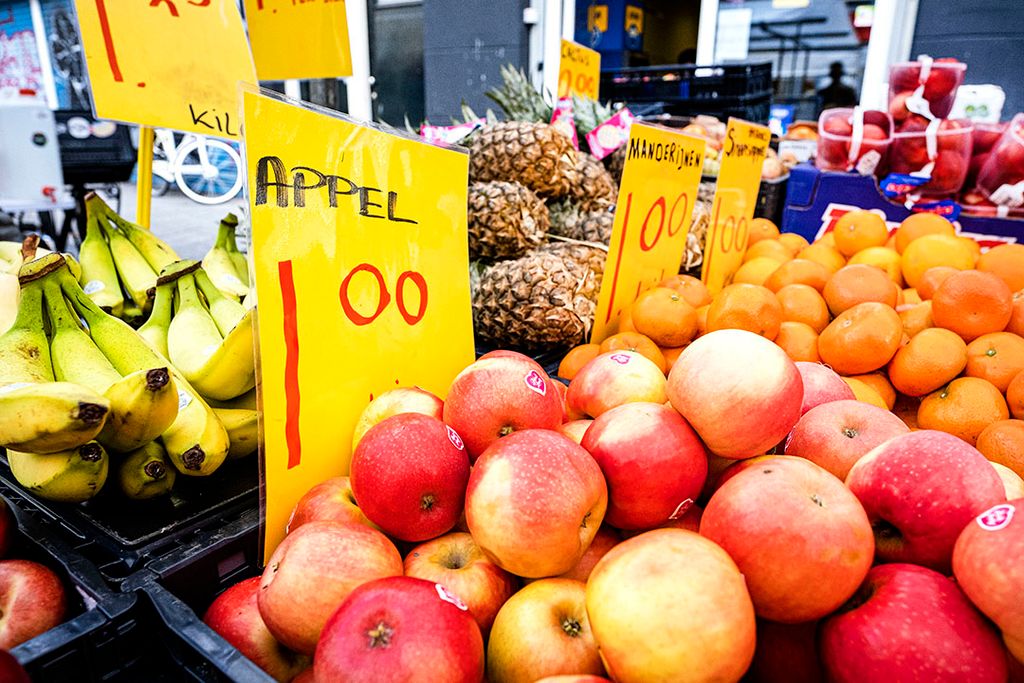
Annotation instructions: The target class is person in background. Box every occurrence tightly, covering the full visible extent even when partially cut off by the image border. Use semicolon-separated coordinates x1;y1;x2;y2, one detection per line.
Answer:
819;61;858;111
677;48;698;64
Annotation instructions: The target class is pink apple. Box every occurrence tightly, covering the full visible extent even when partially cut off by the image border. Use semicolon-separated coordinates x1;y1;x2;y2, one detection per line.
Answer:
668;330;803;459
350;413;470;542
351;387;443;450
487;579;604;683
203;577;311;681
555;525;620;583
820;563;1007;683
566;351;667;419
784;399;910;479
443;353;563;460
993;463;1024;499
465;430;607;578
746;619;823;683
701;456;874;623
314;576;484;683
0;650;29;683
0;560;66;650
794;362;856;415
846;430;1006;572
581;402;707;529
586;530;756;682
286;476;376;534
258;521;403;654
558;419;593;444
403;532;518;637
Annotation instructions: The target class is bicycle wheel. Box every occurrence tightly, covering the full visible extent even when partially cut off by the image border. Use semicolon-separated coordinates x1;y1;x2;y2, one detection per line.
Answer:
173;139;244;205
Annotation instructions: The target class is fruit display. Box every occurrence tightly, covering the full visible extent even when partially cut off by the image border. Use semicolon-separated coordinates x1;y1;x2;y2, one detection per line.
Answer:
889;58;966;121
978;113;1024;204
816;108;892;174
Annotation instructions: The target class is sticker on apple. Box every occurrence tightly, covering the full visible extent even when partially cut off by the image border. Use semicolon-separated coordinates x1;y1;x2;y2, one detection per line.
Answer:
609;353;631;365
524;370;548;396
976;503;1015;532
435;583;468;611
446;425;465;451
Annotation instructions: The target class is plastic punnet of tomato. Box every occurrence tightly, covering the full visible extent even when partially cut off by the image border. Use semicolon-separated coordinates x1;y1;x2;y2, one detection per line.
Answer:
977;114;1024;207
815;108;892;175
888;57;966;121
964;121;1008;189
889;117;974;195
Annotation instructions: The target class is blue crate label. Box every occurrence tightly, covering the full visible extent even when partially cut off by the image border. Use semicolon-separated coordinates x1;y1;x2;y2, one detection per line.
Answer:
910;199;962;222
880;173;931;198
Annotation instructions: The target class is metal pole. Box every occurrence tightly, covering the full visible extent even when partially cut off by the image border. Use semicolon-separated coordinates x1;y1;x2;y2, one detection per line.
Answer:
696;0;720;64
342;0;373;121
562;0;576;40
135;126;154;229
542;0;563;98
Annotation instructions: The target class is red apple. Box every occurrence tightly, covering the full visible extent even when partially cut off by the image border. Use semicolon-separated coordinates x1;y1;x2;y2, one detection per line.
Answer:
487;579;604;683
443;353;563;460
555;525;620;583
701;456;874;622
668;329;803;459
351;387;443;450
287;477;376;534
784;399;910;479
551;379;569;421
586;529;756;682
566;351;667;419
350;413;470;542
465;430;607;578
0;650;29;683
845;430;1006;572
314;576;484;683
746;619;823;683
258;521;403;654
203;577;311;681
953;499;1024;648
820;563;1007;683
403;532;518;637
581;402;707;529
0;560;66;649
795;362;856;415
558;419;593;444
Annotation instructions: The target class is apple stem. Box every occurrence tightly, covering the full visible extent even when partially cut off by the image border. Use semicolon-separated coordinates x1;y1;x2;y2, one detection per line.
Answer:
842;427;858;439
367;621;394;649
499;426;515;437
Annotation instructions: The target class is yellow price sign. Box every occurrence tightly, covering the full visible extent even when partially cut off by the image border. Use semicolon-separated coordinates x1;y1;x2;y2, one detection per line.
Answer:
591;123;706;342
701;118;771;295
242;88;475;562
243;0;353;80
559;39;601;100
73;0;255;137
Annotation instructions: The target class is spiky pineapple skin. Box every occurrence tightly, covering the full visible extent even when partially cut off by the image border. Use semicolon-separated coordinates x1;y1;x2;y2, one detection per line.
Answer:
469;122;578;198
549;200;615;245
570;152;618;212
468;181;549;261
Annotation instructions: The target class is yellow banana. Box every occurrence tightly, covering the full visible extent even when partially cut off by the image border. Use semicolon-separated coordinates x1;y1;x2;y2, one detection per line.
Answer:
0;236;45;334
206;387;257;411
212;406;258;459
98;213;155;311
202;218;248;299
0;281;51;384
222;214;250;287
45;277;122;391
8;441;108;503
117;441;176;500
77;212;124;317
0;382;109;453
194;268;245;336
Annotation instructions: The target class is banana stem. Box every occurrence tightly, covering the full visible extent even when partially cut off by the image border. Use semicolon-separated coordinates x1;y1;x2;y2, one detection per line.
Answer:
59;269;107;324
194;269;228;306
176;274;215;334
41;279;81;335
145;282;174;327
8;280;45;334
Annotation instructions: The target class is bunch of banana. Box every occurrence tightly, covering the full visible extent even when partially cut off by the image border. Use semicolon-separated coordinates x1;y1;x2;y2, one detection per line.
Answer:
202;213;250;300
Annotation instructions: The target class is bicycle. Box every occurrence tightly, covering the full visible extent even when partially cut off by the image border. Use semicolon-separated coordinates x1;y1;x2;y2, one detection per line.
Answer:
151;129;244;205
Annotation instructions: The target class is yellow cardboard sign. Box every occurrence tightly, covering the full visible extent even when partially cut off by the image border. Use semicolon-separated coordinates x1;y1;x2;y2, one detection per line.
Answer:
591;123;706;342
243;0;353;80
559;39;601;100
242;89;475;562
73;0;255;137
701;118;771;295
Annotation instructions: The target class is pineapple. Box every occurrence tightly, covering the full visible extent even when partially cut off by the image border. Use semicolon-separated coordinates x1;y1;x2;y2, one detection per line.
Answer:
540;242;606;282
486;65;553;123
548;201;614;245
569;152;617;211
469;122;578;199
468;181;549;261
604;145;626;185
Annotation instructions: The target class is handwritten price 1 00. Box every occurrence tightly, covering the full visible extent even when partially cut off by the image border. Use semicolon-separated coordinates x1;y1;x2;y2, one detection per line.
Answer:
558;69;596;99
710;198;749;256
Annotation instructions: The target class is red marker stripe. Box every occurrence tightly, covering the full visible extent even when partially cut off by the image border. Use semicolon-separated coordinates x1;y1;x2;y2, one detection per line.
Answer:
94;0;123;82
279;261;301;469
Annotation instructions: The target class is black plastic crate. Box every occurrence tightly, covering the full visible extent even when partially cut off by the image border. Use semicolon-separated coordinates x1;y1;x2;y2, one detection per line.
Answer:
660;95;773;126
756;175;790;226
601;62;773;103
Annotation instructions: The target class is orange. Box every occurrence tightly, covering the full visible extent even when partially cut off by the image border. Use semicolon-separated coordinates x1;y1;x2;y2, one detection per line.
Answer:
763;259;832;293
818;232;837;248
899;300;934;338
778;232;810;256
743;240;793;265
775;321;820;362
902;288;922;305
798;243;846;274
695;304;710;337
885;233;898;250
631;287;698;347
558;343;601;380
818;302;903;375
1008;291;1024;337
832;210;890;257
1008;370;1024;420
887;327;968;397
960;237;982;266
893;212;956;253
617;305;637;333
660;345;685;374
842;377;889;410
931;270;1013;341
733;257;784;286
900;234;975;288
600;332;667;373
775;284;830;333
848;372;896;410
705;283;783;341
976;419;1024;478
848;247;904;286
822;264;900;316
660;274;712;308
917;376;1009;446
965;332;1024;392
977;243;1024;293
916;266;958;300
747;217;780;246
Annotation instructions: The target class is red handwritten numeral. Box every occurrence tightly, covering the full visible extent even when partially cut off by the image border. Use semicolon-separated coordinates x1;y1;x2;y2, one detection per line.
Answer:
279;260;302;470
94;0;122;82
339;264;429;327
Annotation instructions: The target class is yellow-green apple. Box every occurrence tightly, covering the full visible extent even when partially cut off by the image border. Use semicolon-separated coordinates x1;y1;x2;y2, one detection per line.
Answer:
443;353;563;460
0;560;66;649
487;579;603;683
700;456;873;623
784;399;909;479
566;351;667;419
953;500;1024;651
746;619;823;683
314;576;484;683
558;419;593;445
258;521;403;654
794;361;855;415
992;463;1024;498
668;330;803;459
403;532;518;637
846;430;1006;572
581;402;707;529
586;529;756;683
0;650;29;683
465;430;607;578
286;477;376;534
350;413;470;542
351;387;443;450
820;564;1007;683
553;525;620;583
203;577;310;681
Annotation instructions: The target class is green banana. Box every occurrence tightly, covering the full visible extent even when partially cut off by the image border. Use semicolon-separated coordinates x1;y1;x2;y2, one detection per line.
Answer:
221;214;249;287
194;268;245;336
212;406;258;459
0;381;109;454
138;283;172;357
206;387;257;411
45;278;122;391
62;252;83;282
86;192;179;272
0;280;52;384
117;441;176;500
98;213;155;311
8;441;108;503
77;212;124;317
203;218;249;299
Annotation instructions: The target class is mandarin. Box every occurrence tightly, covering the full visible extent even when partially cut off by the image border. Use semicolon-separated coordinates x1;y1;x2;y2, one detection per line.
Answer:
1008;291;1024;337
733;257;785;286
975;419;1024;479
917;376;1009;445
893;212;956;253
775;284;830;333
822;264;900;316
747;217;780;246
705;283;783;340
599;332;666;372
848;247;904;286
916;266;958;300
775;321;820;362
1008;370;1024;420
977;243;1024;293
660;274;712;308
931;270;1013;341
743;240;793;265
848;372;897;410
631;287;699;347
887;327;968;397
763;259;832;292
558;344;601;380
798;243;846;273
841;377;889;409
778;232;810;256
833;210;889;257
818;302;902;375
900;234;975;288
965;332;1024;392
